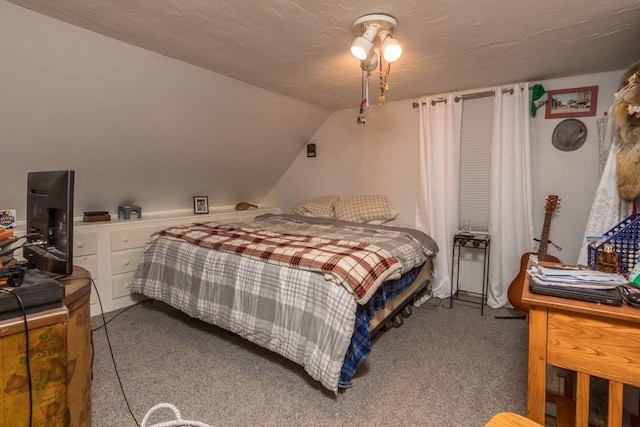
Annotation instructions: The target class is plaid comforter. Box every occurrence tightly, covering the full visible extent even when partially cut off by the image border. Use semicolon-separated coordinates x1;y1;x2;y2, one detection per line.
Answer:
132;215;436;393
159;223;402;304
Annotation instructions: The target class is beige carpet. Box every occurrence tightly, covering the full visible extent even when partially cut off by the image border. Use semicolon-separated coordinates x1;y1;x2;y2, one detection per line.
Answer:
91;298;530;426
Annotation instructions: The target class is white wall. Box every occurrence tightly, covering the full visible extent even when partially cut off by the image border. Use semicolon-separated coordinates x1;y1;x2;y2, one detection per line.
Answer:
266;70;626;267
263;101;421;226
2;1;629;268
0;1;330;219
531;70;624;264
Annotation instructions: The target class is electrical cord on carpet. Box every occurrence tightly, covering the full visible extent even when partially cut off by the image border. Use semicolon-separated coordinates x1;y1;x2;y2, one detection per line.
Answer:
90;280;213;426
91;299;149;332
91;278;142;426
0;287;34;427
56;274;150;333
140;403;213;427
417;296;443;310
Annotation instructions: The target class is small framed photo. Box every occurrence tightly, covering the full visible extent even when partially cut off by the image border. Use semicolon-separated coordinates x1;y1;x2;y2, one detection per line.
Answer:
545;86;598;119
193;196;209;214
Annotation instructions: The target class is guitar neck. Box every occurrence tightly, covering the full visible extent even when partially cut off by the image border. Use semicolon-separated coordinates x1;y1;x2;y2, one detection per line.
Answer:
538;213;552;259
508;194;559;313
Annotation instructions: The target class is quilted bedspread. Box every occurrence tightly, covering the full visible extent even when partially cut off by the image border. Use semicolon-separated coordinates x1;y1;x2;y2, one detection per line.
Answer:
159;223;402;304
131;214;436;393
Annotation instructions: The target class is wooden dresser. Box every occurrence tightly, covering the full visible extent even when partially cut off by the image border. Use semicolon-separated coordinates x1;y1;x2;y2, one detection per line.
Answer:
0;266;92;426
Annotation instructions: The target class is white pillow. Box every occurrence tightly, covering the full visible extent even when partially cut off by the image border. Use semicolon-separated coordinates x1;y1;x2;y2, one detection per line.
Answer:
334;195;394;223
366;210;399;225
292;195;339;218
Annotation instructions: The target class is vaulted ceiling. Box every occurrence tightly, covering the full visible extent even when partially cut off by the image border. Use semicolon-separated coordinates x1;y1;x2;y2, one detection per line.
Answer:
9;0;640;110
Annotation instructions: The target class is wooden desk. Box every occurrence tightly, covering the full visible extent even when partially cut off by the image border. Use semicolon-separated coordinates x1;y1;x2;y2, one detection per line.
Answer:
522;277;640;426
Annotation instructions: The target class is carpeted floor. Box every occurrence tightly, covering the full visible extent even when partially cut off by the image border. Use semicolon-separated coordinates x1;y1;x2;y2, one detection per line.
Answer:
91;298;532;426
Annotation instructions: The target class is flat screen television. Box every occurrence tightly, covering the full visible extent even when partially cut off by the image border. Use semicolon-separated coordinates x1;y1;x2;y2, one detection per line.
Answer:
23;170;75;277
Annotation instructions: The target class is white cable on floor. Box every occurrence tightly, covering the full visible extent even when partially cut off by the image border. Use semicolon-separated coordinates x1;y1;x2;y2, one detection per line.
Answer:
141;403;213;427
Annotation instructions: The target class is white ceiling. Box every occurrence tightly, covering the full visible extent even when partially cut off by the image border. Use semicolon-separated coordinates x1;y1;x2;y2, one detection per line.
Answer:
9;0;640;110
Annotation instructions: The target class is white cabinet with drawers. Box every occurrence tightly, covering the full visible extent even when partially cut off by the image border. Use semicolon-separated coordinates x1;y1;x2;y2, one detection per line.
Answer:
108;225;165;304
73;207;280;316
72;232;100;312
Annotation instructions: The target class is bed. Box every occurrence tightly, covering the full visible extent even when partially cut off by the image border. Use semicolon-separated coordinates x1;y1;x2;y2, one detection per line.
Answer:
131;212;438;393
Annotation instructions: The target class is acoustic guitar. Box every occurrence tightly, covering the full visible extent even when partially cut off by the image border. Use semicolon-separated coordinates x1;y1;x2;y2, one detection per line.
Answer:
507;195;561;313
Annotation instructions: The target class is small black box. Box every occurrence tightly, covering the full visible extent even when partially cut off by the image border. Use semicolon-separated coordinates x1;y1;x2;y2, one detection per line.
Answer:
0;270;65;321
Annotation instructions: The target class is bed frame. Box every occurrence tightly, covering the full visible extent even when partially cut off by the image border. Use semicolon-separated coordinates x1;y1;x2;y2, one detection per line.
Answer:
369;259;433;337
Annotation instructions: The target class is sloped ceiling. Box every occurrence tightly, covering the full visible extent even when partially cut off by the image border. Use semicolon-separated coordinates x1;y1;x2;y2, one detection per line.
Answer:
0;1;331;217
8;0;640;110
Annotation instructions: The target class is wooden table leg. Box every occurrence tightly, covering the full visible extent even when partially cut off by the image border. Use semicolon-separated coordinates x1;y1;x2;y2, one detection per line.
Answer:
576;372;590;426
527;306;548;424
608;381;623;427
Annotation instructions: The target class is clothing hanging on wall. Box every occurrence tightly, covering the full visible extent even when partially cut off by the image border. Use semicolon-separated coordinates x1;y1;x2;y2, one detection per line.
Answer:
597;112;610;176
577;105;632;265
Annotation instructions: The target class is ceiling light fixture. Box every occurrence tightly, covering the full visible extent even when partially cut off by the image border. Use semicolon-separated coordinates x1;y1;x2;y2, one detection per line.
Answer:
350;25;378;60
381;35;403;63
350;13;403;124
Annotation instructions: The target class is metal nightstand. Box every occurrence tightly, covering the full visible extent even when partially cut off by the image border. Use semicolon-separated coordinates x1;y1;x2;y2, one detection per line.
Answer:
450;232;490;315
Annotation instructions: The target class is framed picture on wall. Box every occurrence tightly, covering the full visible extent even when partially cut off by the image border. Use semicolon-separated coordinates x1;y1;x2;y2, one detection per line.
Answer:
193;196;209;214
545;86;598;119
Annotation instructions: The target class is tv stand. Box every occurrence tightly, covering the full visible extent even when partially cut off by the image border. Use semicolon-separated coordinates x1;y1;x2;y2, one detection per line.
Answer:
62;266;92;427
0;266;92;426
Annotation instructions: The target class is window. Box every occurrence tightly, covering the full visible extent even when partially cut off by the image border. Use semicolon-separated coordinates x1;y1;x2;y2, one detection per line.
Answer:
459;96;493;232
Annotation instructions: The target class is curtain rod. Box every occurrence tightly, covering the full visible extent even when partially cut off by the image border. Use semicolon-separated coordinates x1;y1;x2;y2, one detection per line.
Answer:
412;87;516;108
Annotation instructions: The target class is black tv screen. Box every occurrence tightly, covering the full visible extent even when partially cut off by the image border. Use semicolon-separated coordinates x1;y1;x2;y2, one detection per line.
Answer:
23;170;75;277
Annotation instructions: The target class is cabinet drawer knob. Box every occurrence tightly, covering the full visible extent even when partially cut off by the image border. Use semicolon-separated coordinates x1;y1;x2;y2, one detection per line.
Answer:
122;237;129;243
125;283;131;289
77;242;85;248
123;260;130;266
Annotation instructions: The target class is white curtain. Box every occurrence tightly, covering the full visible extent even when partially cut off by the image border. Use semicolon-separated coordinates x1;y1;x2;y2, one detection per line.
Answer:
415;94;462;298
486;83;534;307
416;84;533;306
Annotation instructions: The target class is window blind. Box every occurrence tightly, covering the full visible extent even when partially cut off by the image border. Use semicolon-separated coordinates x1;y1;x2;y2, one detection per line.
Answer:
459;96;493;232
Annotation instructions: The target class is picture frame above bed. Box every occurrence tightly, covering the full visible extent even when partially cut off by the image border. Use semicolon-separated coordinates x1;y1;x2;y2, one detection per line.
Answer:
193;196;209;214
545;86;598;119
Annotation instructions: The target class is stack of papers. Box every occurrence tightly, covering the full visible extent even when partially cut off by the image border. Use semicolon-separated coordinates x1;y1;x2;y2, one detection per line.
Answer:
527;256;627;289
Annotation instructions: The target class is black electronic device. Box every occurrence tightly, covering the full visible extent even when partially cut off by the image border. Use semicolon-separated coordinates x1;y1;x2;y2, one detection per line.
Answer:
529;282;623;306
0;265;26;287
0;269;65;320
23;170;75;277
618;285;640;308
629;293;640;306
